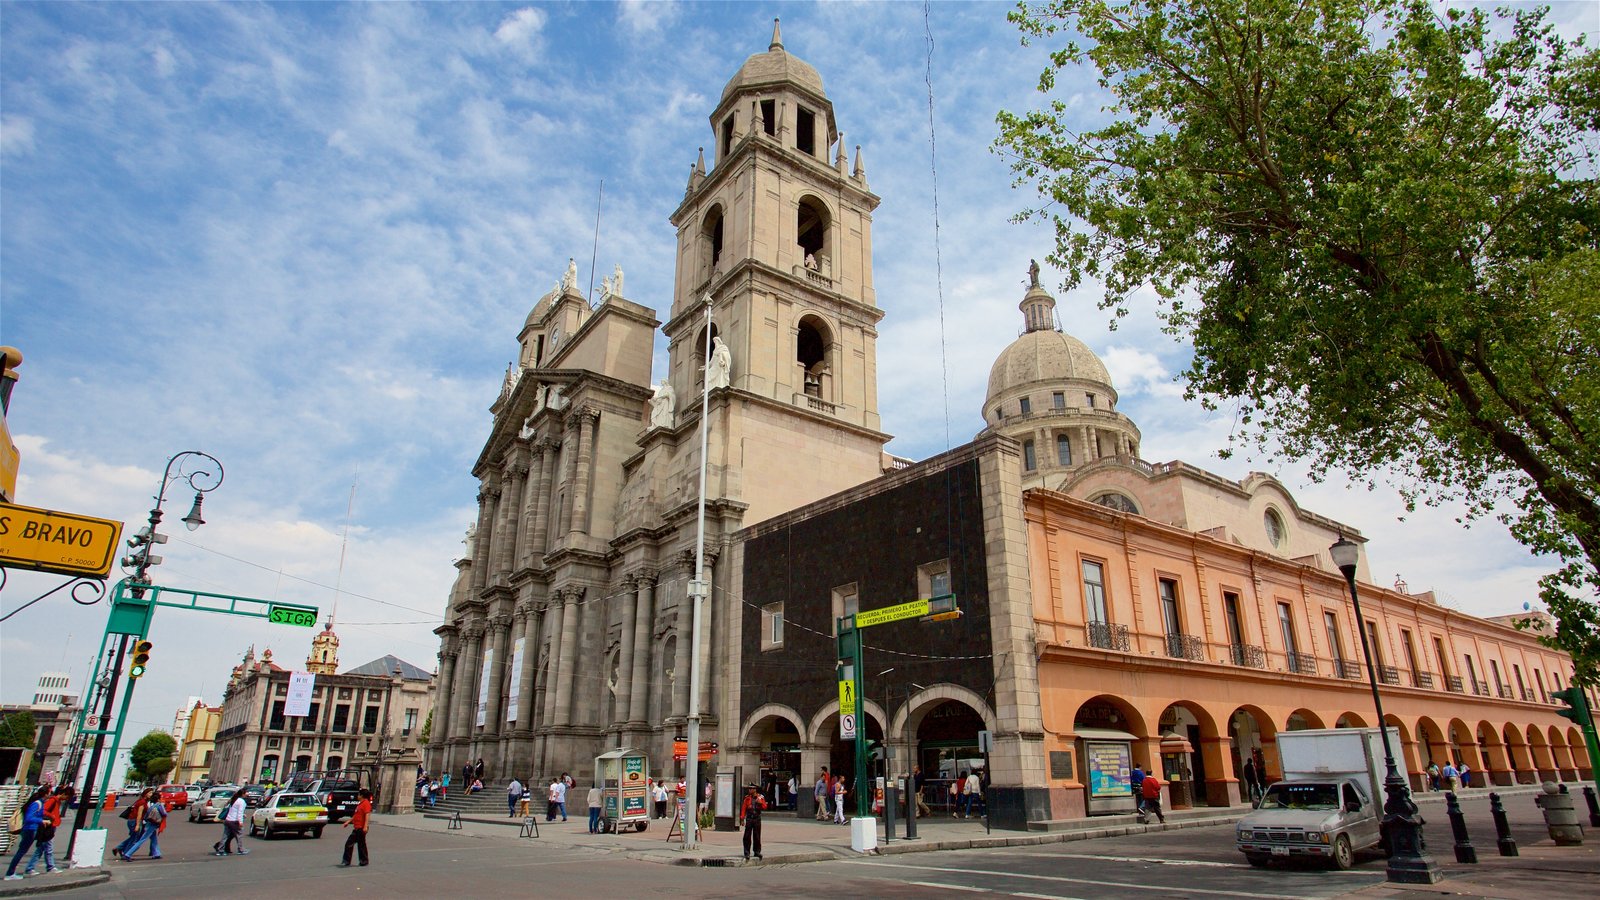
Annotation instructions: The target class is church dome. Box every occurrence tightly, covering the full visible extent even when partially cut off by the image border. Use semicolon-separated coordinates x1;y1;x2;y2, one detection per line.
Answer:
985;285;1114;406
720;19;825;103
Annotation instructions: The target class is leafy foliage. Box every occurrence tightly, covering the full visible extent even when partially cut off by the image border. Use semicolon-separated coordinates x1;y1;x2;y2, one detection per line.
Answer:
998;0;1600;679
145;757;176;780
128;730;177;780
0;711;37;749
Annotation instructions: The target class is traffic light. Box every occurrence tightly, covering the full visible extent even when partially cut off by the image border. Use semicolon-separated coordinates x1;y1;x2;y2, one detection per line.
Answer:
1552;686;1593;727
128;640;154;679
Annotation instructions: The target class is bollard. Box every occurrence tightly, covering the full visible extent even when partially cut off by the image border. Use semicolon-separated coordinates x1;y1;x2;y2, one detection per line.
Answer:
1445;792;1478;864
1584;786;1600;829
1533;781;1583;845
904;773;920;841
1489;793;1518;857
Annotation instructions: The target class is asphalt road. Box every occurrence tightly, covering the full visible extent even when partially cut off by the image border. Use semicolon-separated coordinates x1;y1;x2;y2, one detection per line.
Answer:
61;788;1568;899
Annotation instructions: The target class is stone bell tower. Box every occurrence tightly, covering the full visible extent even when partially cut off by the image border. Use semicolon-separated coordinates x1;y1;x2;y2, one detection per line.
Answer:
660;19;892;525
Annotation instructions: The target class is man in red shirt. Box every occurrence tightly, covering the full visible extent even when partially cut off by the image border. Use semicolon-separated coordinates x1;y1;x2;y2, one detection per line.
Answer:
740;784;768;861
339;789;373;867
1139;773;1166;824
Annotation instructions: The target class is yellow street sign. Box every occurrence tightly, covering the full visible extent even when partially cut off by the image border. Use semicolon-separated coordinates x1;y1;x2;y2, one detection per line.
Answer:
838;678;856;715
0;503;123;578
852;598;931;629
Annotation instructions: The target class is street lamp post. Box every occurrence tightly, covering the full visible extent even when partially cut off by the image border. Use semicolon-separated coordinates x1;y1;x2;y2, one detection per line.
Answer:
1329;536;1441;884
67;451;224;853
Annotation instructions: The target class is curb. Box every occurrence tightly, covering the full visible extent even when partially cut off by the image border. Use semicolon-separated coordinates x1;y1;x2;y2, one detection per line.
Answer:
0;870;112;897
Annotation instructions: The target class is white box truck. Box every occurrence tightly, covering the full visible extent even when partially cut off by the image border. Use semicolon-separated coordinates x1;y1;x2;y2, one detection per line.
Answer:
1235;727;1405;870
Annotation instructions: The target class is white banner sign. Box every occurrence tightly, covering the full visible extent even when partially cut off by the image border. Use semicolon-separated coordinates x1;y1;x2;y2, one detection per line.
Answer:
285;671;316;718
506;638;524;723
475;647;494;727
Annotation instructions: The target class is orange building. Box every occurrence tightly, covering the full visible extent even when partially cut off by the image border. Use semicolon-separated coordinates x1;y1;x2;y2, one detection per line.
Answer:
1027;488;1589;819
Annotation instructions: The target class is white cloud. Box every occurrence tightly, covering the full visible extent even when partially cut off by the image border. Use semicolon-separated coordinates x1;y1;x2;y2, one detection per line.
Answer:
618;0;679;36
494;7;547;48
1;115;35;156
1102;345;1186;399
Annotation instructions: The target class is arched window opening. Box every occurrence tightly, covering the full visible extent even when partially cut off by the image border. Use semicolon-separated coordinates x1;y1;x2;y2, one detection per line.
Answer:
702;206;725;272
797;197;829;260
797;317;828;398
694;322;722;387
1056;433;1072;466
1091;492;1140;514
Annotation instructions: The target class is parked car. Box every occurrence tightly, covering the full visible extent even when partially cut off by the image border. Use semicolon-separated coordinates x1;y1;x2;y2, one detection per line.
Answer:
189;786;238;823
158;784;190;809
248;792;327;839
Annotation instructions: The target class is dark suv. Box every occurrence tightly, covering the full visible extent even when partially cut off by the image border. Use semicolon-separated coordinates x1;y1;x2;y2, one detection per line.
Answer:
305;776;363;823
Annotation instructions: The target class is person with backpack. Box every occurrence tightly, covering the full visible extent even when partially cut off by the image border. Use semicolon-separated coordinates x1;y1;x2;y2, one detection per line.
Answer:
4;787;48;880
113;789;154;860
21;786;74;876
1139;772;1166;824
117;793;167;860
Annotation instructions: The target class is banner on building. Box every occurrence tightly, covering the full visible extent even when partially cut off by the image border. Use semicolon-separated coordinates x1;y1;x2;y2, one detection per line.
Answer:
475;648;494;727
285;671;316;717
506;638;524;723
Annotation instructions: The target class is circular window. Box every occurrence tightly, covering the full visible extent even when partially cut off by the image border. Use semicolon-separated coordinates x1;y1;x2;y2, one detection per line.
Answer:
1264;508;1285;548
1091;492;1140;514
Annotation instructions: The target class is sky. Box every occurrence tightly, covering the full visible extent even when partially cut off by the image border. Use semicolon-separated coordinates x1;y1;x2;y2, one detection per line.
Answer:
2;2;1593;771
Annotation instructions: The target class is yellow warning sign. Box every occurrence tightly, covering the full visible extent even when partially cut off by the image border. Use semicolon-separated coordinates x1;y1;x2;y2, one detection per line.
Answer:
838;678;856;716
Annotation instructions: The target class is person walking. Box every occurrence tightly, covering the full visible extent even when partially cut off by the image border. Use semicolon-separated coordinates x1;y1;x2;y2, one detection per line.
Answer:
831;775;847;825
113;789;154;860
1426;762;1440;791
587;784;603;834
214;787;249;856
119;794;166;860
474;758;486;785
652;779;668;819
787;775;798;811
1459;762;1472;789
506;778;524;818
546;776;566;822
338;788;373;868
1139;772;1166;824
913;766;931;818
3;787;47;881
741;784;767;860
440;772;450;799
814;769;830;821
963;769;983;819
1442;761;1459;793
1241;759;1260;803
21;786;72;877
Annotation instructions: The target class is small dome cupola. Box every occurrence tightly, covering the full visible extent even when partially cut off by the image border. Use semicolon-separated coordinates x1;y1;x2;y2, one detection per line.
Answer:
306;621;341;675
1020;259;1057;333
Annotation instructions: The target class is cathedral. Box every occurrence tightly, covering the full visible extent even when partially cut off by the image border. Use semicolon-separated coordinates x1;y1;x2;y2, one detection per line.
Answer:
429;22;1587;827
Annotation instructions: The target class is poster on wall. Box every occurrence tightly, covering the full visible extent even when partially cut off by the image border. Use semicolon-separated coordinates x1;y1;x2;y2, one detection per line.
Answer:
506;638;524;723
1085;740;1132;798
475;648;494;727
285;671;316;717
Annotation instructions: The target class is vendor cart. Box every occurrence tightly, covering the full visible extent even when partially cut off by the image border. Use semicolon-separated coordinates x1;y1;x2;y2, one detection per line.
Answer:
594;747;650;834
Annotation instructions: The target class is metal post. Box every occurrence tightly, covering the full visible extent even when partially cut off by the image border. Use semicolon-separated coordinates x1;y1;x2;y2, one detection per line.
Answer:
1445;792;1477;863
66;634;128;854
682;297;713;850
1490;792;1518;856
1583;785;1600;828
852;630;866;819
1332;538;1442;884
904;772;918;840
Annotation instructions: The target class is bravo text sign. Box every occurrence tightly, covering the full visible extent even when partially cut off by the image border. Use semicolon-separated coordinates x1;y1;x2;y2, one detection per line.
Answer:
0;502;122;578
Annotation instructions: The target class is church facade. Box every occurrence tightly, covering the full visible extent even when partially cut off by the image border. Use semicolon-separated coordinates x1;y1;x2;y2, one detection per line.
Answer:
428;22;1589;825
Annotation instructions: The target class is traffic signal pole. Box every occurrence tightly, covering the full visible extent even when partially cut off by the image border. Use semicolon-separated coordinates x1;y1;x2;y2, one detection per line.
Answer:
65;633;128;857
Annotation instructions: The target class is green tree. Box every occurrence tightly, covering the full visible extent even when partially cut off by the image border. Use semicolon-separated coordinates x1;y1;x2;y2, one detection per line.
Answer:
145;757;176;781
998;0;1600;679
418;708;432;745
0;711;37;749
128;730;177;781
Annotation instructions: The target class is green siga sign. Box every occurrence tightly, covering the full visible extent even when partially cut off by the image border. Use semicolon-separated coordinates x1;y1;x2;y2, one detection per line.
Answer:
267;605;319;628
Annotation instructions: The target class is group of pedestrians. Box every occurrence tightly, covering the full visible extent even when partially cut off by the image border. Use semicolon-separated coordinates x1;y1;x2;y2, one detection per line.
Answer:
812;768;849;824
415;772;449;807
4;785;74;880
112;788;166;862
1130;765;1166;824
1427;760;1473;791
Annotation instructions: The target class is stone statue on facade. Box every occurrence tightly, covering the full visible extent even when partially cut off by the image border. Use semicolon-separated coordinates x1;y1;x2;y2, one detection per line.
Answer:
463;523;477;557
562;257;578;293
600;274;613;301
649;378;676;429
1028;258;1041;289
502;361;519;397
706;336;732;390
612;263;624;297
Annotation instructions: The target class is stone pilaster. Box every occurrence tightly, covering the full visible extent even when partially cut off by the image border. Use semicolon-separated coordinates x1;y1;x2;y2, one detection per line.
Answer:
514;601;539;729
516;444;545;567
432;641;458;747
451;624;484;743
541;591;566;725
496;459;527;576
483;614;512;735
627;571;657;725
470;487;494;593
554;588;582;725
570;407;599;535
531;438;558;557
557;417;580;536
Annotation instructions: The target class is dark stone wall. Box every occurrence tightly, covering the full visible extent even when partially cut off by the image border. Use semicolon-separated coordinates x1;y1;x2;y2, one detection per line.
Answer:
740;460;992;726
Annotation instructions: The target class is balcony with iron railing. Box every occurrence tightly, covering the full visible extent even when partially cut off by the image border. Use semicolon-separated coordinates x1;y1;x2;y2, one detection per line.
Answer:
1287;651;1319;676
1473;680;1492;697
1497;685;1515;700
1086;621;1131;652
1412;671;1434;689
1446;675;1465;693
1165;632;1205;662
1520;687;1535;702
1379;666;1401;686
1230;643;1266;668
1337;660;1363;680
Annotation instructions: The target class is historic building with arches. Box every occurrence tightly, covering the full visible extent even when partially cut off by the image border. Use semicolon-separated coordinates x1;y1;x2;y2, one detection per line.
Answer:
429;21;1587;827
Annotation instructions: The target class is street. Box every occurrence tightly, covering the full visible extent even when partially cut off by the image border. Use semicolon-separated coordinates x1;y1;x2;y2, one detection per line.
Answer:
38;787;1592;899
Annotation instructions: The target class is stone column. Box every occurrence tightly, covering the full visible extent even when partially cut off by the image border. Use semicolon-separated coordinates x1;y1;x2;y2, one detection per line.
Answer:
627;572;656;725
570;407;598;536
484;484;507;584
541;591;566;725
470;487;495;593
554;588;582;725
697;551;718;715
671;582;692;720
483;614;512;735
529;438;558;558
557;417;580;536
517;444;545;567
513;602;539;730
451;625;484;742
497;459;527;575
614;574;640;729
433;641;458;747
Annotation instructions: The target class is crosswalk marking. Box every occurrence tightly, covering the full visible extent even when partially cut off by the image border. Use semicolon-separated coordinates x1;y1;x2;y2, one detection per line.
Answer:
847;860;1327;899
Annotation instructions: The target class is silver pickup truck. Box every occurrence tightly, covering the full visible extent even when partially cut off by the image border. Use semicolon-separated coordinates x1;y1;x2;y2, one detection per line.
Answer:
1236;727;1402;870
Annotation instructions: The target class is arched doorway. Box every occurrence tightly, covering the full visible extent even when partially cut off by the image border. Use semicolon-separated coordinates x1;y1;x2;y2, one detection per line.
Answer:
1286;709;1325;731
1157;702;1221;808
1549;726;1576;779
1335;712;1368;728
1228;705;1275;792
1502;724;1532;783
1416;717;1448;778
1449;718;1482;775
1476;722;1508;786
741;706;806;810
914;700;986;815
1527;725;1555;781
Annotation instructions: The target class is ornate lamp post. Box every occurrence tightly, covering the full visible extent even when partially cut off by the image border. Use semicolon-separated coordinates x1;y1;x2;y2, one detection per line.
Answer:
1329;536;1441;884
